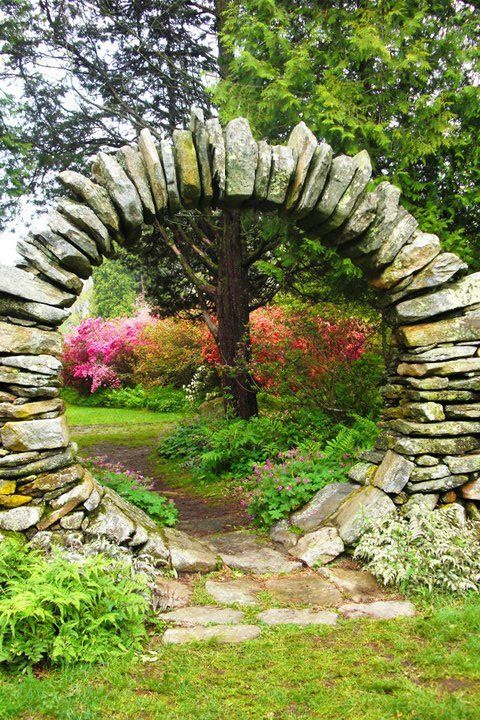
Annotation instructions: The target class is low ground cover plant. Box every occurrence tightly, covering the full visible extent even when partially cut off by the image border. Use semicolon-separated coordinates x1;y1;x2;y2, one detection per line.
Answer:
62;385;186;413
88;457;178;527
355;506;480;594
0;537;149;667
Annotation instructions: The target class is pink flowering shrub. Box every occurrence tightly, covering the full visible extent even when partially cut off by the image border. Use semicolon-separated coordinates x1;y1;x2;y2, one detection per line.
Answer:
63;314;148;393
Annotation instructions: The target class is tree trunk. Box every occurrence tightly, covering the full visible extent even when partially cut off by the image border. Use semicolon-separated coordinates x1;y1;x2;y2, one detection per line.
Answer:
216;209;258;420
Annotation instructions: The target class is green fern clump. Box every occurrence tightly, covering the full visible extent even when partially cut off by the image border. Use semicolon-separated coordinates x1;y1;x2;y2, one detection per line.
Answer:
355;507;480;594
0;537;149;667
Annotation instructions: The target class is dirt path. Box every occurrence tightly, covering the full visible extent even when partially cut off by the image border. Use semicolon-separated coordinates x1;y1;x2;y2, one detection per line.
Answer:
83;441;251;537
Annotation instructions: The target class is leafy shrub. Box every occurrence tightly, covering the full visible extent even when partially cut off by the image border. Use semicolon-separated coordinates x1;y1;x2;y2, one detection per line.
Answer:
355;506;480;594
88;457;178;527
0;537;149;667
247;416;379;527
62;385;186;413
63;314;149;393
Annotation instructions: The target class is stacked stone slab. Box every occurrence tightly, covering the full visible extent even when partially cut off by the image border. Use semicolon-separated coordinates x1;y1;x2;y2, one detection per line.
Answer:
1;108;478;564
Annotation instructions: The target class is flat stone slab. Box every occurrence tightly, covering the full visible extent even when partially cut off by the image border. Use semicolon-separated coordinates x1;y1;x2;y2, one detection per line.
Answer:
319;567;384;602
257;608;338;627
205;578;261;606
265;575;342;606
162;624;261;645
158;605;244;627
339;601;416;620
207;531;302;574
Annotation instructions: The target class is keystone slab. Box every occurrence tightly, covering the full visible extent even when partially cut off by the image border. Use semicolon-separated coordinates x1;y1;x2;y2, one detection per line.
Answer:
285;121;317;210
172;130;201;209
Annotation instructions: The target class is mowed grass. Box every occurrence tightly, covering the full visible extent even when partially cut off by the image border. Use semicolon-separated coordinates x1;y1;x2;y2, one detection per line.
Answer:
66;403;183;427
1;595;480;720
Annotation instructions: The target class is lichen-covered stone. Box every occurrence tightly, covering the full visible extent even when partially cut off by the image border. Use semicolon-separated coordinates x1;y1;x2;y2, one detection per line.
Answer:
289;526;344;567
445;403;480;419
354;182;401;254
48;210;102;265
284;122;317;211
160;139;182;213
0;398;64;421
269;518;298;548
372;450;414;493
371;232;440;290
304;155;356;228
1;415;70;452
0;321;63;356
398;357;480;378
20;463;84;495
190;107;213;204
17;238;84;295
394;435;480;456
410;465;449;482
205;117;226;201
401;345;476;363
394;272;480;324
294;143;332;219
388;252;467;302
406;475;468;493
138;128;168;213
163;527;217;573
347;462;377;486
0;365;60;388
266;145;296;206
320;150;372;233
402;493;439;516
92;152;144;242
0;264;75;308
331;191;378;247
0;505;43;531
390;419;480;437
172;130;201;209
0;493;31;508
369;208;418;269
34;229;93;279
0;445;75;480
399;402;445;422
332;486;395;545
253;140;272;202
224;118;258;205
290;482;358;532
116;144;156;221
444;454;480;474
58;170;120;234
0;354;61;376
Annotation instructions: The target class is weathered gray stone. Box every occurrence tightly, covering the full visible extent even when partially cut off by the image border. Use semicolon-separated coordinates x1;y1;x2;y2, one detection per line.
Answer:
160;139;182;213
138;128;168;212
190;107;213;204
50;471;93;509
0;321;63;356
269;518;298;548
116;145;156;221
47;210;102;265
320;150;372;232
159;605;244;626
305;155;356;227
205;117;226;201
0;365;60;388
257;608;338;626
332;486;396;545
0;398;63;421
405;376;449;389
162;624;261;645
394;435;480;456
410;464;449;482
0;264;75;308
225;118;258;205
0;354;61;376
289;526;344;567
394;272;480;324
372;450;414;493
398;357;480;379
164;527;217;573
265;575;342;606
355;182;401;254
339;600;415;620
402;493;439;516
92;152;144;242
85;492;135;544
253;140;272;202
388;252;467;304
83;486;102;512
266;145;296;206
1;416;69;452
347;462;377;486
17;239;83;295
58;170;120;234
34;229;93;279
207;530;302;574
401;346;476;363
436;502;466;525
153;579;192;612
416;455;440;467
20;464;84;495
172;130;201;209
205;578;261;607
0;445;75;480
0;504;43;531
445;403;480;419
444;453;480;474
399;402;445;422
390;419;480;437
333;192;378;249
369;208;418;268
406;474;468;493
398;313;480;349
319;567;383;602
371;232;440;290
357;450;386;464
294;143;332;218
284;122;317;211
450;376;480;390
56;198;112;256
460;478;480;500
3;384;60;399
60;511;85;530
290;482;358;532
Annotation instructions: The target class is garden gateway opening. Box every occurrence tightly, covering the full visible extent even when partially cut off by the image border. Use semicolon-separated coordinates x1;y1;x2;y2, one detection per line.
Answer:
1;109;480;567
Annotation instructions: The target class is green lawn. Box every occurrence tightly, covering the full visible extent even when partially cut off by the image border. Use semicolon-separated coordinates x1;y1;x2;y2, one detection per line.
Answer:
66;404;183;427
1;595;479;719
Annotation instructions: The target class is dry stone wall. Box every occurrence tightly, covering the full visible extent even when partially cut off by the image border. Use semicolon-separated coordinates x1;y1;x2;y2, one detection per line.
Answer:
0;107;479;567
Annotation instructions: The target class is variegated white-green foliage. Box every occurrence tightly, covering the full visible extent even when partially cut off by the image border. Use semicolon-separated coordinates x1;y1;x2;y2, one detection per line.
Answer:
355;507;480;594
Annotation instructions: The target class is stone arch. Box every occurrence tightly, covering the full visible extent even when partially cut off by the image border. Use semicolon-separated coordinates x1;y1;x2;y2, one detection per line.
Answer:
1;108;479;568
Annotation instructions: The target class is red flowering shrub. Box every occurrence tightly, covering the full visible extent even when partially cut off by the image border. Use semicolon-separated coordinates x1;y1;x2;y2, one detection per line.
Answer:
62;314;148;393
202;305;381;414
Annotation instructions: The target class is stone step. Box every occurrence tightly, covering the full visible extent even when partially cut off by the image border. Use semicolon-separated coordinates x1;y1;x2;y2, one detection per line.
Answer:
158;605;244;627
257;608;338;626
162;624;261;645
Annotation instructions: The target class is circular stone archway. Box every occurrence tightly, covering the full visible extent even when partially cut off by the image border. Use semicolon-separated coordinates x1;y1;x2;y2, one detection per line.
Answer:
0;108;479;571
